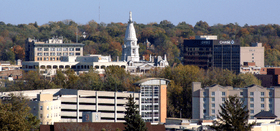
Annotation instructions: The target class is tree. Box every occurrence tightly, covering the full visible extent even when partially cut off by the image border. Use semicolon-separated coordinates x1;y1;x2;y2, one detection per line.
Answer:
124;94;147;131
211;95;255;131
0;93;40;130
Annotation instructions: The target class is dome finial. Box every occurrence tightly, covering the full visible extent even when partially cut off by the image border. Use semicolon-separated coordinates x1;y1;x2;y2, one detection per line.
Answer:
129;11;132;22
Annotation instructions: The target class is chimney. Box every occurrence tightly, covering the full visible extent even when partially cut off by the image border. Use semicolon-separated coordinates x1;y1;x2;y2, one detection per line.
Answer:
143;56;145;61
164;54;167;61
117;56;119;62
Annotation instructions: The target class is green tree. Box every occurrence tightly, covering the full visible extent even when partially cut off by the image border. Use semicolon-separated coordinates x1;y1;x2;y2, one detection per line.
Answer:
211;95;255;131
124;94;147;131
0;93;40;131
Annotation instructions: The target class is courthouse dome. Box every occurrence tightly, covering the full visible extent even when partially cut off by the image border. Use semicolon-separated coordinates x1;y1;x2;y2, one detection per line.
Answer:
124;11;137;41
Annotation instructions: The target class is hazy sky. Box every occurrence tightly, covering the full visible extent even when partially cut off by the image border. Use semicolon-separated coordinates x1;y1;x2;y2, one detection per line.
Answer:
1;0;279;26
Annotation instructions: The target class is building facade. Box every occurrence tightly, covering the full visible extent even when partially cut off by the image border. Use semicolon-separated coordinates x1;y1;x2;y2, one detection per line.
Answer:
183;36;240;74
134;78;169;123
25;37;84;62
192;82;280;120
240;43;264;67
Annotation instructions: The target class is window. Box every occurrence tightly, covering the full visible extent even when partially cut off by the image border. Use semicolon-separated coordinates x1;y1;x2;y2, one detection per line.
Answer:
261;104;264;109
269;98;272;103
37;53;42;56
69;48;74;51
203;104;206;108
250;110;254;114
57;48;62;51
240;92;243;96
50;48;55;51
212;103;215;108
261;98;264;102
47;122;49;125
269;104;272;108
250;104;254;108
203;98;206;102
250;98;254;102
222;92;225;96
63;53;68;56
76;48;80;51
57;53;61;56
44;48;49;51
250;116;254;119
37;48;42;51
212;98;215;102
203;92;206;96
47;114;49;118
269;92;272;97
63;48;68;51
261;92;264;97
76;53;80;56
212;92;215;96
222;98;225;102
250;92;254;96
252;57;254;59
40;114;42;118
50;52;55;56
51;106;52;110
33;106;36;110
47;106;49;110
40;106;43;110
44;53;49;56
69;52;74;56
212;109;215;114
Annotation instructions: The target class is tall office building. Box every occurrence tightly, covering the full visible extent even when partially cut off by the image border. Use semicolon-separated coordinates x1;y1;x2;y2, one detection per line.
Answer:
183;35;240;74
192;82;280;120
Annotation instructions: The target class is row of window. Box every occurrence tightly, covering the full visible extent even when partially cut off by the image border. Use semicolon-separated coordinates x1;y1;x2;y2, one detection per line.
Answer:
38;105;60;110
37;52;80;56
206;91;272;97
40;113;60;119
37;47;80;51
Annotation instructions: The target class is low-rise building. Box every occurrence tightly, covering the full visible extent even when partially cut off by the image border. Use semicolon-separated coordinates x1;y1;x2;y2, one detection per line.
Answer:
192;82;280;120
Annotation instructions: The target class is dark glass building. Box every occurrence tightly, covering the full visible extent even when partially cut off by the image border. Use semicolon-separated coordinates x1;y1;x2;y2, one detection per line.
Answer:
183;38;240;74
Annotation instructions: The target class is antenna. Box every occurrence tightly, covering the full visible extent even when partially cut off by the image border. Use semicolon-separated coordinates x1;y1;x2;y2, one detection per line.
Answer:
99;2;100;22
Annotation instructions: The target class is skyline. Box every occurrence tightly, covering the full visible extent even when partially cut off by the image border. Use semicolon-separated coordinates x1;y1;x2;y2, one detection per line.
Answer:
1;0;280;26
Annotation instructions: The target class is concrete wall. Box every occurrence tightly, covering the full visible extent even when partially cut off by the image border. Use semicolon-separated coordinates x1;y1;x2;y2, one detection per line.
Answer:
240;45;264;67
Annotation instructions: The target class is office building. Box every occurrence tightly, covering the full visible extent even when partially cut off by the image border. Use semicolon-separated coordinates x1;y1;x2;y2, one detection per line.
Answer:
134;78;169;123
240;43;264;67
25;37;84;62
240;62;261;74
183;35;240;74
192;82;280;120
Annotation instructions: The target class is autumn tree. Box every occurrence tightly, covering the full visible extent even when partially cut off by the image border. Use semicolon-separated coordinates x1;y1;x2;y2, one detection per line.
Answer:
0;94;40;130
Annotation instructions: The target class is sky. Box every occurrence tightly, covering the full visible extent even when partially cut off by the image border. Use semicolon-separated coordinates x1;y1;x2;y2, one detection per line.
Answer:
0;0;279;26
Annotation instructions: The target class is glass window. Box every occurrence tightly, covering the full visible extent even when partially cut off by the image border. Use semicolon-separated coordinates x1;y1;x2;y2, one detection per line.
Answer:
76;48;80;51
222;92;225;96
40;114;42;118
250;110;254;114
50;48;55;51
44;48;49;51
63;53;68;56
261;104;264;108
44;53;49;56
250;104;254;108
212;103;215;108
269;92;272;97
212;109;215;114
57;48;62;51
37;53;42;56
203;98;206;102
240;92;243;96
212;98;215;102
261;92;264;96
222;98;225;102
69;52;74;56
40;106;42;110
212;92;215;96
250;98;254;102
57;53;61;56
37;48;42;51
269;98;272;103
261;98;264;102
50;52;55;56
47;114;49;118
269;104;272;108
63;48;68;51
69;48;74;51
203;92;206;96
76;53;80;56
47;106;49;110
250;92;254;96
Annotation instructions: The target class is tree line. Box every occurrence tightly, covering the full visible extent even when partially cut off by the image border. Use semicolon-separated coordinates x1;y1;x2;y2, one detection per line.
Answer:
1;20;280;65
